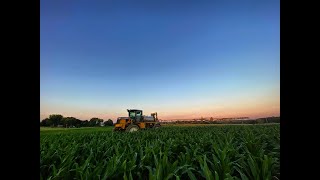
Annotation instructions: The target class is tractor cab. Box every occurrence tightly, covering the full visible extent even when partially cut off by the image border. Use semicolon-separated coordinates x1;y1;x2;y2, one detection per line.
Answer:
127;109;143;123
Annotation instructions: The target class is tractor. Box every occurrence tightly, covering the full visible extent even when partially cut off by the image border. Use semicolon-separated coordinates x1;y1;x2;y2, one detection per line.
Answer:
113;109;161;132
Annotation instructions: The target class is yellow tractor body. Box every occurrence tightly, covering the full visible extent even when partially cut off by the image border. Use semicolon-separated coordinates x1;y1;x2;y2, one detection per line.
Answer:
113;109;161;132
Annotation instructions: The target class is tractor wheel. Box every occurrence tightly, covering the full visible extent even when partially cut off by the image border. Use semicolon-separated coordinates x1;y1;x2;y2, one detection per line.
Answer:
153;124;161;129
126;125;139;132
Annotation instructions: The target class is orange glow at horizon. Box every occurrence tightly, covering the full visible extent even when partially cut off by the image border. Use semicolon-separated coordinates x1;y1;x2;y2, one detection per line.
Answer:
40;100;279;121
41;85;279;121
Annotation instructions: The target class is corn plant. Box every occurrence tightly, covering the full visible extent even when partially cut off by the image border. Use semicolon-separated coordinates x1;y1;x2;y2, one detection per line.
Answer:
40;124;280;180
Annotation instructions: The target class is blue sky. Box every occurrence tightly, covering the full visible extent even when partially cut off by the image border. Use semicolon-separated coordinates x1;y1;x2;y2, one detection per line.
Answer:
40;0;280;120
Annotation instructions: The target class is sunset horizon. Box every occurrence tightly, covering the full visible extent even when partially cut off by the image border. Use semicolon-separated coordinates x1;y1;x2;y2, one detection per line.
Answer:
41;0;279;123
40;105;279;121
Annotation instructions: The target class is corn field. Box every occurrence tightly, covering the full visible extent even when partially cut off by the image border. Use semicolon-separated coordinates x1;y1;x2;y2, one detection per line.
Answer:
40;125;280;180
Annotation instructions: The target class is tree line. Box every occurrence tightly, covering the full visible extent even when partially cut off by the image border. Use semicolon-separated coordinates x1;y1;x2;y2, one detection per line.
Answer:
40;114;114;127
161;117;280;125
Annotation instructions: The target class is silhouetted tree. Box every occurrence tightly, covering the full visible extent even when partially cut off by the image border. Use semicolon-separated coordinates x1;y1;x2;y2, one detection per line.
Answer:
81;120;89;127
49;114;63;127
104;119;113;126
61;117;81;127
40;118;50;126
40;115;126;127
90;118;103;126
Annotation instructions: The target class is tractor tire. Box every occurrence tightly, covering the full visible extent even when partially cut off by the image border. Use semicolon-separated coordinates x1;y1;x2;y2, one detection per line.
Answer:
126;125;139;132
153;124;161;129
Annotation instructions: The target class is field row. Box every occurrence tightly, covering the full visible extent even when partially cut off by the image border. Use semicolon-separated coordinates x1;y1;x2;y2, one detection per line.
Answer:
40;125;280;180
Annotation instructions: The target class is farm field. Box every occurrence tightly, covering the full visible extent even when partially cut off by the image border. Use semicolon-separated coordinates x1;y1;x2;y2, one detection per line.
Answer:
40;124;280;180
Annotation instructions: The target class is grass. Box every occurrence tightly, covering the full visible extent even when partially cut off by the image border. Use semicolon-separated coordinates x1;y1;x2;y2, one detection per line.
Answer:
40;124;280;180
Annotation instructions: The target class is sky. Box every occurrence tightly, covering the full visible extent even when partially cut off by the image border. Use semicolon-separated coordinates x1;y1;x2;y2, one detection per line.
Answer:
40;0;280;121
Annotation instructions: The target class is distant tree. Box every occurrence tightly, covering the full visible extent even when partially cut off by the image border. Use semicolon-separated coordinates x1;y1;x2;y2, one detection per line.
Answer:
40;118;50;126
256;118;265;124
81;120;89;127
49;114;63;127
269;117;280;123
62;117;80;127
41;115;120;128
90;118;103;127
75;119;82;127
104;119;113;126
61;117;68;127
63;117;70;127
